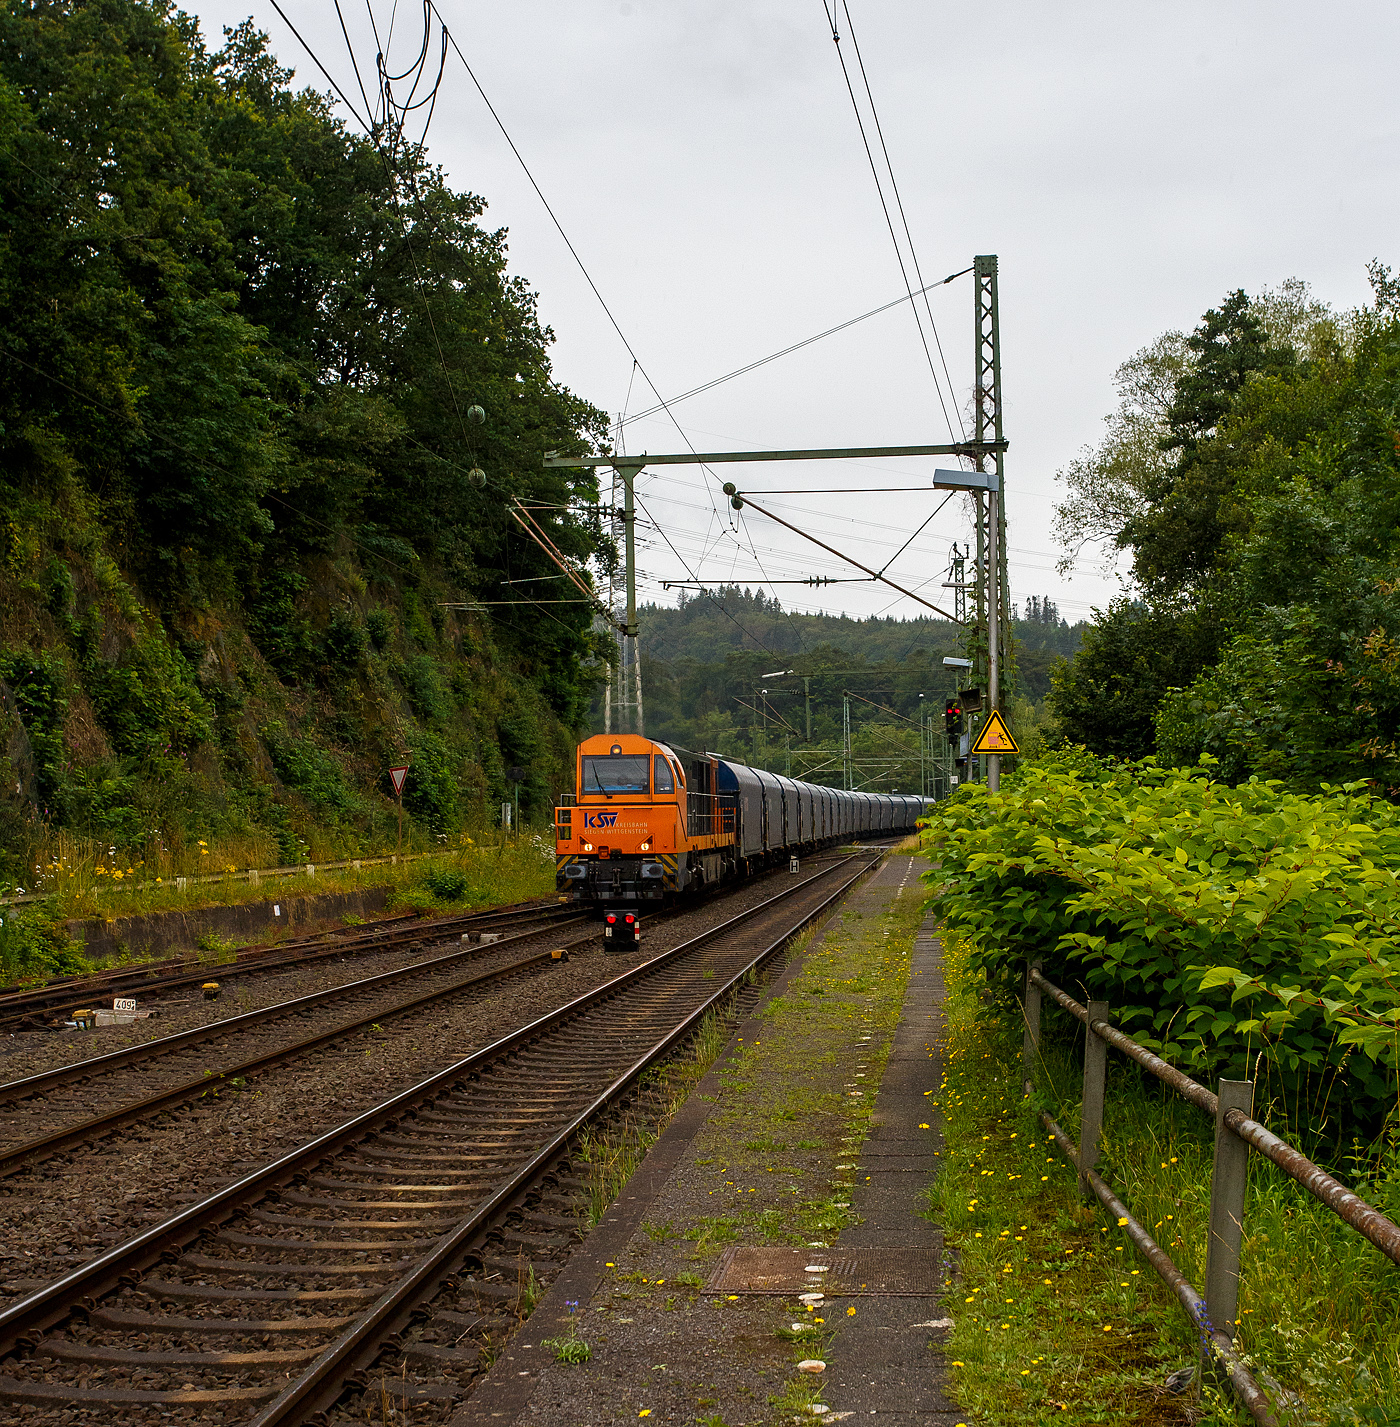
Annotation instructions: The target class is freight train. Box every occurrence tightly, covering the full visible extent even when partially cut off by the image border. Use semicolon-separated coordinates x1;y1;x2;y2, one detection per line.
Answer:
554;733;926;906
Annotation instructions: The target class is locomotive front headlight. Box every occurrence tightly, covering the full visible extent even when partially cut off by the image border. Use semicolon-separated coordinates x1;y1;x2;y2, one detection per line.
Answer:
639;840;651;851
583;842;593;852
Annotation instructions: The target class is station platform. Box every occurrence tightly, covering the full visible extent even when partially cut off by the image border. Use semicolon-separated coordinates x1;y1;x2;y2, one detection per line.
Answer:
452;852;965;1427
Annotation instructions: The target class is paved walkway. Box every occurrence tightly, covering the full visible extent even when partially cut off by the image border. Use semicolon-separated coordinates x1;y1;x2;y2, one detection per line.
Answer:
453;852;964;1426
822;909;962;1424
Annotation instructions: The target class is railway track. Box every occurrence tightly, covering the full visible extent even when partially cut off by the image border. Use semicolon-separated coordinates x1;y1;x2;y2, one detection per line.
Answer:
0;856;851;1177
0;914;599;1179
0;898;581;1033
0;845;883;1424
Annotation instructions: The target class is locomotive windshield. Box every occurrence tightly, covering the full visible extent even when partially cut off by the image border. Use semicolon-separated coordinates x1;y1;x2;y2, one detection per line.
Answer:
582;755;650;794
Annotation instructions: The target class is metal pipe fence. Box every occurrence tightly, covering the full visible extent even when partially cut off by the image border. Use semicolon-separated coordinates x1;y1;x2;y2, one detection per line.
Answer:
1023;962;1400;1425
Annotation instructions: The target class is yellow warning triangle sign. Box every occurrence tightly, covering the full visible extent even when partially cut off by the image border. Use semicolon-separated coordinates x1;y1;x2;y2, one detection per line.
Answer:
970;709;1020;756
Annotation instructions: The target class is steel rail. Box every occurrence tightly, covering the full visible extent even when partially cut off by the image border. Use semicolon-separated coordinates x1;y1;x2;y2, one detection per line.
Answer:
0;946;575;1179
1034;1098;1278;1426
0;915;590;1106
1029;968;1400;1269
0;849;881;1359
0;900;579;1028
249;852;883;1427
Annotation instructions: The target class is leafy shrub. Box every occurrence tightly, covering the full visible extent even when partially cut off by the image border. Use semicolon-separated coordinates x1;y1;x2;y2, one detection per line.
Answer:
0;904;87;982
400;728;458;832
401;654;449;723
324;606;369;666
365;607;394;650
249;570;317;678
260;799;306;866
0;648;69;805
264;725;359;818
923;752;1400;1137
76;611;212;759
422;866;471;901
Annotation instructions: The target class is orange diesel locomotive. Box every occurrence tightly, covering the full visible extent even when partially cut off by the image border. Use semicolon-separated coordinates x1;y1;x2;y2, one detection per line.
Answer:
554;733;925;906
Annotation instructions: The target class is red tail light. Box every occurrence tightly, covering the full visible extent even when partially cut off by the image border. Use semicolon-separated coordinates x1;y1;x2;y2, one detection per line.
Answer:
606;914;617;924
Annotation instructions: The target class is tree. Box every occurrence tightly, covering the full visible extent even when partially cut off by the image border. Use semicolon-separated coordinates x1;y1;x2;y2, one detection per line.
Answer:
0;0;611;852
1052;330;1188;571
1121;290;1297;596
1049;599;1222;760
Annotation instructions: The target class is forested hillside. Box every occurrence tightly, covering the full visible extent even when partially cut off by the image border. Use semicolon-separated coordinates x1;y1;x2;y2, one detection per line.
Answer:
611;585;1084;782
0;0;610;883
1050;271;1400;791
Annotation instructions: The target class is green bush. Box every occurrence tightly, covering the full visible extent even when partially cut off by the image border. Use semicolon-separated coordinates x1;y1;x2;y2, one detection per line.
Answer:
76;611;212;759
400;728;458;832
263;725;360;818
422;866;471;901
366;607;394;650
922;751;1400;1139
401;654;450;723
0;647;69;805
0;904;87;983
324;607;369;666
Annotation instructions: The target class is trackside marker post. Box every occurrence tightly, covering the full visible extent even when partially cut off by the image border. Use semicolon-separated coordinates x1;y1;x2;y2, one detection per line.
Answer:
389;765;409;850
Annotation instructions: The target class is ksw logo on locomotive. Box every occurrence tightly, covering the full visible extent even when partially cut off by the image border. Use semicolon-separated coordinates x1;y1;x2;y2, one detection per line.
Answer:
582;811;620;829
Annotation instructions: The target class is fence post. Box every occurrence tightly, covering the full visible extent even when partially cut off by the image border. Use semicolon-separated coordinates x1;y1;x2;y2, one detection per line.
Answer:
1079;1000;1109;1199
1021;961;1042;1088
1205;1078;1254;1346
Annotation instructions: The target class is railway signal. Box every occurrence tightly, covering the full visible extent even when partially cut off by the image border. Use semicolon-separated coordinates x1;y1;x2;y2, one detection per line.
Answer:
603;910;641;947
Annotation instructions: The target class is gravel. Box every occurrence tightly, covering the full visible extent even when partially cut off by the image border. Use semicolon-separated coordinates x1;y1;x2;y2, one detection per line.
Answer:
0;856;860;1312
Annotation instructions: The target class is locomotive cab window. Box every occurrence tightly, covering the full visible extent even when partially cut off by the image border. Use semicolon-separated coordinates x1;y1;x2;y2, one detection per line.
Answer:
582;755;650;794
653;755;674;793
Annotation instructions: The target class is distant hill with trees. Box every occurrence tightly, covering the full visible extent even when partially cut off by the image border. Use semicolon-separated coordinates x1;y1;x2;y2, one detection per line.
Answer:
598;585;1086;787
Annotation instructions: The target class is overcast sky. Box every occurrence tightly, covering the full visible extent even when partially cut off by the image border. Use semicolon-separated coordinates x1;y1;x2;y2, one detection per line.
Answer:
185;0;1399;626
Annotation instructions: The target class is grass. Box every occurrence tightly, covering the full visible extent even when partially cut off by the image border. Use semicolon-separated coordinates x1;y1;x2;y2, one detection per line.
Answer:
6;826;554;922
673;897;923;1266
541;1325;592;1364
930;927;1400;1427
0;833;557;983
574;1010;733;1227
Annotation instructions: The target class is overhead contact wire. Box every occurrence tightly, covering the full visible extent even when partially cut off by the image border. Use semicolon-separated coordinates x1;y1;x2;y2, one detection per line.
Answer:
840;0;966;442
820;0;957;442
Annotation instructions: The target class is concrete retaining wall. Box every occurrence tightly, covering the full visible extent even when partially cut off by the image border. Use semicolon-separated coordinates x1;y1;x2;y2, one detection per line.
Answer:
67;885;395;963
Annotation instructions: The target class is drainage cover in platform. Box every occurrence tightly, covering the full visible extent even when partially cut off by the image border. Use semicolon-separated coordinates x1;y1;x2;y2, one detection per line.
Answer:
705;1244;943;1296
